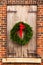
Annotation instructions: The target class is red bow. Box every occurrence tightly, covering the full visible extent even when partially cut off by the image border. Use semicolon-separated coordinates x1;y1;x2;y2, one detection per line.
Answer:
19;23;25;38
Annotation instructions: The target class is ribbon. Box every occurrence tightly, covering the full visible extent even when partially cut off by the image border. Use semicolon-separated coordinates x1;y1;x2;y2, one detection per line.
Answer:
19;23;25;38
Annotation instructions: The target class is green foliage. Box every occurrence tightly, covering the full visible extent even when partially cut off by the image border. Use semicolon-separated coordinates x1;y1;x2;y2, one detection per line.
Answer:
10;22;33;45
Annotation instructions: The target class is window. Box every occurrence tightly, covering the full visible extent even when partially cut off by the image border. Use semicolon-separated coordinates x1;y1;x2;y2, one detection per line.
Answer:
7;5;37;58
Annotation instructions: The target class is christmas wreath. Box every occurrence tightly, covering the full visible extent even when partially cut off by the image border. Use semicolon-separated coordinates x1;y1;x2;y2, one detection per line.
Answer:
10;22;33;45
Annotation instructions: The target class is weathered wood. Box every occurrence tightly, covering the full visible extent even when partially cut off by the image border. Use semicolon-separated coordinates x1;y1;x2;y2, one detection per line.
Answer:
7;5;37;58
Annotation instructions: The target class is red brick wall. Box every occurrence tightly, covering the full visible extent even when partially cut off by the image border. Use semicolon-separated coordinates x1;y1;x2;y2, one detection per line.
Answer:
0;0;43;65
0;5;7;58
37;5;43;58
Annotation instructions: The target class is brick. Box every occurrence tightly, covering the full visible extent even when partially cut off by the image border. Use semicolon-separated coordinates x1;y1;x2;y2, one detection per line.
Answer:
41;63;43;65
37;4;43;59
0;61;2;65
38;5;43;16
0;5;7;58
41;28;43;32
0;0;43;65
0;0;7;5
37;28;41;32
7;0;37;5
37;39;41;45
0;14;2;17
37;22;43;26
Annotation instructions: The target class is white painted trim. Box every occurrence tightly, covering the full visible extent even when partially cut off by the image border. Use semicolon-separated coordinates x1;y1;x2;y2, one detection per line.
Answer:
2;58;41;63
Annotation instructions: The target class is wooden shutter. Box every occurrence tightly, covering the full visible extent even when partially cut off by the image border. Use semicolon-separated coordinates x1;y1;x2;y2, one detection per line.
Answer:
7;5;37;58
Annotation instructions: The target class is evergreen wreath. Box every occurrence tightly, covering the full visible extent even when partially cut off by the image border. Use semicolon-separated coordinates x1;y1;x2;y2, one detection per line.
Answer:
10;22;33;45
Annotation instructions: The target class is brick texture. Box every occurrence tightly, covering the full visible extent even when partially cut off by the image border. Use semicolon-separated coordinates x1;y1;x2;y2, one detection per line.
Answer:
0;0;43;65
0;5;7;58
37;5;43;58
0;0;43;5
0;61;2;65
37;0;43;4
0;0;7;5
7;0;37;5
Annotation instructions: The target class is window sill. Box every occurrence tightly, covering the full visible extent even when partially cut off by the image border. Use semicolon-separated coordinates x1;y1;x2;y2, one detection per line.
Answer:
2;58;41;63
